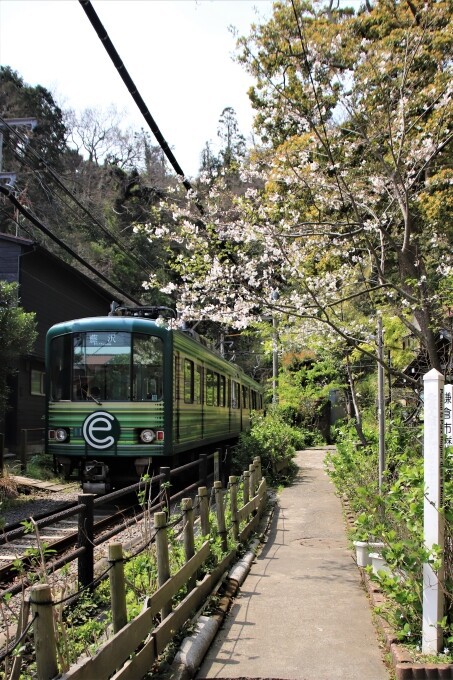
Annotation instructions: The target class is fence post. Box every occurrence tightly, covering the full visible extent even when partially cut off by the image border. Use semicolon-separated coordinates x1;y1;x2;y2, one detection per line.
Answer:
20;429;27;473
10;597;31;679
422;369;445;654
182;498;196;590
243;471;250;505
109;543;127;633
198;486;210;536
155;511;171;619
159;466;171;515
78;493;95;589
229;476;239;541
254;456;262;482
31;583;58;680
199;454;208;488
214;449;220;482
249;462;256;498
221;447;229;488
214;481;227;552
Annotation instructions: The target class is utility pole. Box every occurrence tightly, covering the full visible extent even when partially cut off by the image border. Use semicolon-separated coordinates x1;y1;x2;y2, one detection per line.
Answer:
271;290;279;405
377;315;385;493
0;118;37;235
0;117;37;187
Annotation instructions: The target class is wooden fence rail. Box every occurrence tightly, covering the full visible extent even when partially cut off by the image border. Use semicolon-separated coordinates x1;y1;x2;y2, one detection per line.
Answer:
29;459;267;680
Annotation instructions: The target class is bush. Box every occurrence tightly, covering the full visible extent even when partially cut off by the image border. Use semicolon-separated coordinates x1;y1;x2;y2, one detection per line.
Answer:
326;420;453;651
232;408;307;484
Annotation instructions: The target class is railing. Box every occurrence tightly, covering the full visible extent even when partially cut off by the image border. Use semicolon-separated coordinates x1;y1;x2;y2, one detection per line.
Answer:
4;456;267;680
0;451;226;597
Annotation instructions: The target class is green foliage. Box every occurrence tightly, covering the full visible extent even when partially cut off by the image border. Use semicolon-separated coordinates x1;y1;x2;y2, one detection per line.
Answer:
0;281;37;414
232;408;306;484
327;420;453;649
26;453;57;481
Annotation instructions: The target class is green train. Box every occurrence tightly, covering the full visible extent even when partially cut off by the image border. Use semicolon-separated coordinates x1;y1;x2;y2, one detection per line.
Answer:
46;307;264;492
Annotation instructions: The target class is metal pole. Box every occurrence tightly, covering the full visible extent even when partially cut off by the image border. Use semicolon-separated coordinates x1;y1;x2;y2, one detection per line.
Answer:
377;316;385;493
272;315;278;405
271;290;279;405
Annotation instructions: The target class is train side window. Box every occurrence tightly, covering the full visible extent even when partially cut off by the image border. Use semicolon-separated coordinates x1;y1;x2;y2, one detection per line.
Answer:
231;380;240;409
206;369;214;405
49;334;71;401
213;372;219;406
219;375;226;407
174;355;180;402
184;359;194;403
242;386;249;409
133;334;163;401
195;365;202;404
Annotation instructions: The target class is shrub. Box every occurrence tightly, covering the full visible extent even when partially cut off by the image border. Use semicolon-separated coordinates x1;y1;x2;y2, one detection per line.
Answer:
326;420;453;650
232;408;306;484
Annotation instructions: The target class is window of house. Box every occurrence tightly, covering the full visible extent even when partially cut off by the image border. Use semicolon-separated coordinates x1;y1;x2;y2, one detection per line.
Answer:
31;369;45;396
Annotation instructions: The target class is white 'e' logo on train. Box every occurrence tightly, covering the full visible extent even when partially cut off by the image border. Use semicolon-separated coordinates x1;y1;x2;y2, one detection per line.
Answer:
82;411;120;450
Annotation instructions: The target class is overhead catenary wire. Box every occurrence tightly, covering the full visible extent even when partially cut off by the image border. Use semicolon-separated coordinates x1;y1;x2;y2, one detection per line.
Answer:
0;114;157;275
0;184;141;305
79;0;205;218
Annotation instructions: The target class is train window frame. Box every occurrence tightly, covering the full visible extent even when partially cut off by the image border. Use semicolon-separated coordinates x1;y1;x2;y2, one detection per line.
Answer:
132;334;164;402
231;380;240;409
195;365;203;404
219;374;226;407
49;334;72;401
184;359;195;403
206;369;214;406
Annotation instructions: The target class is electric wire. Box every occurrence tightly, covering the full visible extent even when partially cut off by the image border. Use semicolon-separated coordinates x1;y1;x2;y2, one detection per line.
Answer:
0;184;141;304
78;0;207;220
0;115;158;274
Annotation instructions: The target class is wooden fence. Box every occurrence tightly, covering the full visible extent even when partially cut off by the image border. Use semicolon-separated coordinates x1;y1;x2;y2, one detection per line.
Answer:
27;457;267;680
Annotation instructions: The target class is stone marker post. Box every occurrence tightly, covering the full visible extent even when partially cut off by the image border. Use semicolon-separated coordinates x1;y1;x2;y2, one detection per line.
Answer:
422;368;445;654
444;384;452;449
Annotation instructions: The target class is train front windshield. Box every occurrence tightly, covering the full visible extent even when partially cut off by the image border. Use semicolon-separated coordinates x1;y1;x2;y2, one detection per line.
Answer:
50;331;164;402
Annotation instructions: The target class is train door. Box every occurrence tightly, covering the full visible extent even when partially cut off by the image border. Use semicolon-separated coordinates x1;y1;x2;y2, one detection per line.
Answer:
181;357;203;442
174;353;181;442
197;364;204;439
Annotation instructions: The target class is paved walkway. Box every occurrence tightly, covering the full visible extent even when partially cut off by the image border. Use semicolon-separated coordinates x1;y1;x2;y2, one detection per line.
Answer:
196;449;390;680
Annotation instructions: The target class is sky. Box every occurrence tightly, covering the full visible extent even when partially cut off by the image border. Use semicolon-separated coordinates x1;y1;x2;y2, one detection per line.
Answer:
0;0;274;178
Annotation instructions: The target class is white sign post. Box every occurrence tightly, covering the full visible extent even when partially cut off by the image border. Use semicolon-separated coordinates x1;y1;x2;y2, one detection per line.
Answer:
422;369;445;654
444;384;453;449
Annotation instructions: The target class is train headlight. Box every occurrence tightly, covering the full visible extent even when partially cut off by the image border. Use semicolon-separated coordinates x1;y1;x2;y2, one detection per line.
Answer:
55;428;69;442
140;429;156;443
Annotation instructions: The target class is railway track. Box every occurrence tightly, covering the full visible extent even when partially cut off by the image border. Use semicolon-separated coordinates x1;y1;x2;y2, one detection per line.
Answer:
1;476;164;589
0;501;143;591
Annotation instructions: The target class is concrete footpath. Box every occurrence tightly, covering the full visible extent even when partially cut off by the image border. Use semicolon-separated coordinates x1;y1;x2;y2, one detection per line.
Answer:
196;448;390;680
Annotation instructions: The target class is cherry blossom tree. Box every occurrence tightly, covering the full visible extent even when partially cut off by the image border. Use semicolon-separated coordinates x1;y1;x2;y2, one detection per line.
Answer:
140;0;452;383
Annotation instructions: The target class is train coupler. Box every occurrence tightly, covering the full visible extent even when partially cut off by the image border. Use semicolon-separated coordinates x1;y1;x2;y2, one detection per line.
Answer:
82;460;111;494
